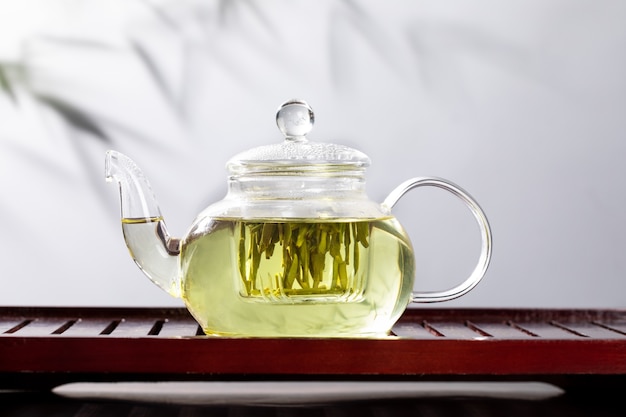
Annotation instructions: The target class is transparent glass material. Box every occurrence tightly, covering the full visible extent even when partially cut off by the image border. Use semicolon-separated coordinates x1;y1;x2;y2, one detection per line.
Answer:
106;99;492;337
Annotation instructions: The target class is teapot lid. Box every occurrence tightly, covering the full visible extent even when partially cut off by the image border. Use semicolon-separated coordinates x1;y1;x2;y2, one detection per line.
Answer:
226;100;371;175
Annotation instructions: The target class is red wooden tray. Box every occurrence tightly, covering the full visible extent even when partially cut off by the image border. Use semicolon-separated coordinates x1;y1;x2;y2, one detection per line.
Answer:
1;307;625;389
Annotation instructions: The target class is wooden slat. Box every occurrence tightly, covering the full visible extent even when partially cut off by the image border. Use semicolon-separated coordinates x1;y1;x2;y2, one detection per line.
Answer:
590;321;626;337
105;318;159;337
157;319;202;337
59;319;120;337
0;319;26;334
4;318;70;336
391;322;440;339
468;321;536;339
420;321;482;339
551;321;626;339
511;322;588;339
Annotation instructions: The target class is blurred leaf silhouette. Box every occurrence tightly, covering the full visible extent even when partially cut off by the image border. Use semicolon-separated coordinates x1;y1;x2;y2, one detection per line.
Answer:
30;31;185;125
129;39;181;116
0;64;18;104
36;95;111;143
0;40;115;145
32;34;116;51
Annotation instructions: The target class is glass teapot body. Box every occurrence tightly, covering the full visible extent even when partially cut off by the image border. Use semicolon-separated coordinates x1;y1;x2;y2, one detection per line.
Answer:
178;172;415;337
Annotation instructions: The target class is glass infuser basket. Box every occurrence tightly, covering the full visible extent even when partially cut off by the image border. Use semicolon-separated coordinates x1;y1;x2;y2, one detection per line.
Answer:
106;99;492;337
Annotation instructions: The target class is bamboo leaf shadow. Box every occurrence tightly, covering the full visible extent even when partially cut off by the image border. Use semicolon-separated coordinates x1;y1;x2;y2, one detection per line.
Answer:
35;94;114;204
0;66;17;104
139;0;183;32
36;95;111;143
130;40;180;116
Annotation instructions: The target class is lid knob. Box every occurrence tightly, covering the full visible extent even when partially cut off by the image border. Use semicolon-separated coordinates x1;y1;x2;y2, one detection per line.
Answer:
276;99;314;141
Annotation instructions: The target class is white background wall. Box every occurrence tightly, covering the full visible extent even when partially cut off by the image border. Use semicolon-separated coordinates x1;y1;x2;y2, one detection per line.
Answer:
1;0;625;309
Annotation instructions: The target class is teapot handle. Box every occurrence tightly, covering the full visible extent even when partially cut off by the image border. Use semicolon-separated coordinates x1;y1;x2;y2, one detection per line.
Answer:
382;177;492;303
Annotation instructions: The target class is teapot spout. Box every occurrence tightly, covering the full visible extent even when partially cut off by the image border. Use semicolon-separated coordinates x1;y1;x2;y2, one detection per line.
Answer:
105;150;181;298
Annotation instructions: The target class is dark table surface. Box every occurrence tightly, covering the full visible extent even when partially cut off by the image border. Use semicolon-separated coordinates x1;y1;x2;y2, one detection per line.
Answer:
1;387;623;417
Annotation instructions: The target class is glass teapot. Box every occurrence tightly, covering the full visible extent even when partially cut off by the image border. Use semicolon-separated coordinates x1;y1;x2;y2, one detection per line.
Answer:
105;99;492;338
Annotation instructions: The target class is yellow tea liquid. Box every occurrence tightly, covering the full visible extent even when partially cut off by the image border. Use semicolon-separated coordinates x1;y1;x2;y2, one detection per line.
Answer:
180;217;415;337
